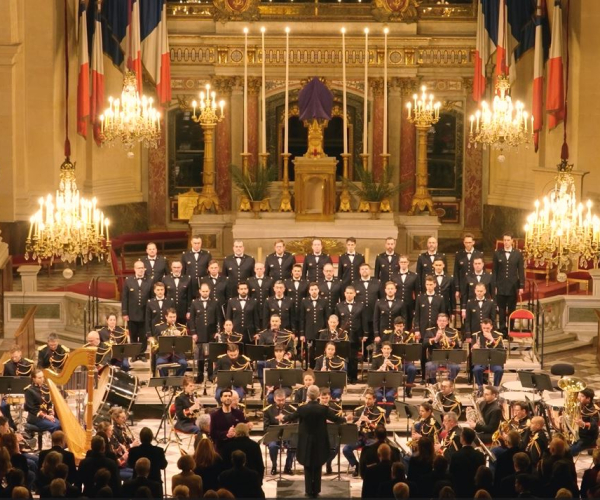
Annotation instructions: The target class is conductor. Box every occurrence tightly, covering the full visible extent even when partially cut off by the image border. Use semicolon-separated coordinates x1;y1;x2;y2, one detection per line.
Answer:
280;385;346;498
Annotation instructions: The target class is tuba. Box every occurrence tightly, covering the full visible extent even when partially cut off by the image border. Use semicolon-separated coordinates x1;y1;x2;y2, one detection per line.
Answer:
558;376;586;444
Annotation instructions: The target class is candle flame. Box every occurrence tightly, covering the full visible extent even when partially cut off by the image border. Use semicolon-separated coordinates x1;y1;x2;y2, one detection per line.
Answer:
285;27;290;34
383;27;389;34
243;27;249;34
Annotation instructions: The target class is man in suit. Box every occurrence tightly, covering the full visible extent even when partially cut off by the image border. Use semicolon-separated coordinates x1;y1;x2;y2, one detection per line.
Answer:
318;263;343;316
453;233;484;310
79;436;121;496
416;236;447;292
373;281;407;342
141;242;168;284
284;264;309;317
127;427;168;485
200;260;229;313
361;444;394;499
226;282;260;342
353;263;381;340
181;235;212;287
122;260;153;360
460;256;495;308
466;385;503;443
464;283;498;337
263;280;294;330
302;238;332;282
223;240;256;298
122;458;163;499
163;260;193;325
248;263;274;327
281;385;346;497
145;282;175;339
190;283;221;382
336;286;369;383
265;239;296;281
218;450;265;498
493;232;525;335
392;255;419;330
432;258;455;317
38;431;78;485
374;237;400;283
210;389;249;452
338;237;365;289
498;452;532;498
448;427;485;498
358;425;401;478
220;423;265;481
299;283;328;365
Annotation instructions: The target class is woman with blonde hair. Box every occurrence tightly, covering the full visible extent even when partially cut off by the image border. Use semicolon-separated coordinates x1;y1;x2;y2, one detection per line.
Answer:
193;437;224;492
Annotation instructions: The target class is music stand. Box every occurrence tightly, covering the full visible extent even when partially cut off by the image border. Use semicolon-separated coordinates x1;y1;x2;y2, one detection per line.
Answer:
208;343;229;362
314;340;350;359
245;345;275;362
395;401;420;438
0;377;30;395
262;426;284;482
431;349;467;365
157;336;194;355
472;348;507;385
148;376;184;444
109;343;142;360
391;343;422;362
518;371;554;393
314;371;347;392
367;371;404;408
216;370;253;389
330;424;358;481
264;369;303;390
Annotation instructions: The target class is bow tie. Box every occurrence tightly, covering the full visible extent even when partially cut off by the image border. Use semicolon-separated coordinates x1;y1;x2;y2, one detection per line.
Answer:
148;258;155;261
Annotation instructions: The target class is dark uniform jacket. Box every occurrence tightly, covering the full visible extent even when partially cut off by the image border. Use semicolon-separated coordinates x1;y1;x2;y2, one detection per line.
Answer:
226;297;260;341
163;274;193;320
351;404;385;439
416;252;447;292
380;329;416;345
335;301;369;342
302;254;332;283
392;271;419;316
121;276;153;323
441;424;462;461
432;273;455;315
223;254;256;297
257;329;294;353
24;383;53;417
141;255;168;284
263;296;295;331
578;403;600;443
3;357;33;377
353;277;381;329
248;276;274;323
453;249;484;292
200;274;229;311
299;297;328;340
181;249;212;281
263;403;296;429
461;271;495;307
175;391;198;425
337;253;365;288
214;353;252;374
284;278;310;314
99;326;128;344
314;354;346;372
413;293;446;334
37;344;70;371
189;298;221;342
474;399;503;443
465;298;498;336
423;326;461;357
318;279;343;316
318;328;348;341
493;248;525;295
83;341;111;367
374;252;400;283
265;252;296;281
370;353;401;371
521;428;548;466
145;296;175;335
373;298;407;337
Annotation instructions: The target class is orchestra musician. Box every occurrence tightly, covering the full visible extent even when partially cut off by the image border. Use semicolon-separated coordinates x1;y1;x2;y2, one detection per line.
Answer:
145;282;175;341
319;388;343;475
293;370;315;406
37;333;70;372
216;319;244;344
378;317;418;398
471;318;505;394
189;283;221;382
423;313;461;384
300;283;328;366
1;346;33;431
24;369;61;432
263;344;294;404
570;387;600;456
373;282;407;344
510;402;531;434
100;313;130;372
342;388;385;477
96;420;133;480
175;378;201;434
436;380;462;418
314;342;346;400
370;342;402;415
255;314;295;354
318;314;349;342
263;388;296;475
467;385;503;444
439;411;462;460
209;388;248;453
412;402;442;444
83;331;111;369
230;391;247;417
151;308;188;377
520;416;548;467
213;343;251;402
110;407;139;453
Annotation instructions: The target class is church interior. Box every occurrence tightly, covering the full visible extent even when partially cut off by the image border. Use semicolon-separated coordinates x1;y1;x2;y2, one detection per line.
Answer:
1;0;600;498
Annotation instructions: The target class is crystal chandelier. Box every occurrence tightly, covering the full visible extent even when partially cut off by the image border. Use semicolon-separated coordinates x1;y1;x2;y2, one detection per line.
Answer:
468;75;532;161
100;71;161;149
25;158;111;264
524;160;600;276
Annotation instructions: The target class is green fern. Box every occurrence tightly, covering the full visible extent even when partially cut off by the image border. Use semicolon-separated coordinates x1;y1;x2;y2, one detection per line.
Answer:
344;162;408;202
230;164;277;201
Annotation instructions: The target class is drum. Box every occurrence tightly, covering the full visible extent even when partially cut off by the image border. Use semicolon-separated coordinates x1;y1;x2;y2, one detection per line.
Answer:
548;397;566;411
5;395;24;406
501;380;536;392
92;366;139;423
501;391;540;404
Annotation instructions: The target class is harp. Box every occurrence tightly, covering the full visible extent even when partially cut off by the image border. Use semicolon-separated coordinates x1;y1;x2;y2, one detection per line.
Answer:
43;347;97;460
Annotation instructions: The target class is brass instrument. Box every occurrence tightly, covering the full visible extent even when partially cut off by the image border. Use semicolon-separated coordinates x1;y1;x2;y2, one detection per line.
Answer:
151;323;184;354
558;376;587;444
466;392;485;426
426;384;444;412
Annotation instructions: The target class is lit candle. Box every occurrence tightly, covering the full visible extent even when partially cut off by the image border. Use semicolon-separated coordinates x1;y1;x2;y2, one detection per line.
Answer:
383;27;389;155
284;27;290;154
407;102;412;119
363;27;369;156
243;27;249;154
105;219;110;242
341;27;348;155
261;27;267;155
469;115;474;134
27;217;33;240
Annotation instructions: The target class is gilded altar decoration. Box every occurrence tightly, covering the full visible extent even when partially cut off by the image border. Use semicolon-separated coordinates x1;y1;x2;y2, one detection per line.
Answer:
372;0;420;22
213;0;259;22
304;120;328;159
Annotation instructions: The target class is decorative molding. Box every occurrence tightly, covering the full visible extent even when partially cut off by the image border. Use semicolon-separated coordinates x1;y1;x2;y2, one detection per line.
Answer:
391;77;419;97
212;0;260;22
371;0;420;23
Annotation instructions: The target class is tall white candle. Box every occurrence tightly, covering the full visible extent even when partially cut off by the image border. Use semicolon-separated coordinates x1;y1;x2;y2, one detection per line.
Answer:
383;27;389;155
363;28;369;156
261;27;267;155
341;27;348;155
243;27;249;154
284;27;290;154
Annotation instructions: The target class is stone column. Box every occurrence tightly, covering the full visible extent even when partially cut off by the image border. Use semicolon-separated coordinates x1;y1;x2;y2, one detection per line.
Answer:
463;78;483;231
148;125;168;228
213;77;235;211
18;265;41;293
230;80;244;171
248;77;261;170
370;78;384;180
388;80;402;209
399;78;418;213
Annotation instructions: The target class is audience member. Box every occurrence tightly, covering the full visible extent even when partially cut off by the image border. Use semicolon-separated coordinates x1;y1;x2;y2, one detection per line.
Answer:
36;451;62;494
38;431;77;485
172;485;190;499
392;482;410;499
193;437;225;492
172;455;203;499
474;465;494;497
420;455;453;499
448;427;485;498
362;443;393;498
122;458;163;499
581;448;600;498
219;423;264;482
218;450;264;499
78;436;121;497
407;436;434;493
127;428;167;485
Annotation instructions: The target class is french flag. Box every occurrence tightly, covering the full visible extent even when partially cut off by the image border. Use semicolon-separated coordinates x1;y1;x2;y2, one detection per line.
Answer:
91;5;105;145
141;0;171;106
495;0;509;79
546;0;564;130
126;0;143;93
532;0;549;152
77;0;89;139
473;0;498;102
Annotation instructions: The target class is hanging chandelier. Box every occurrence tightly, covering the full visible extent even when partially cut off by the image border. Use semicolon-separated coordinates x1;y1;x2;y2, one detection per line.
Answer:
100;70;161;149
524;160;600;275
468;75;532;161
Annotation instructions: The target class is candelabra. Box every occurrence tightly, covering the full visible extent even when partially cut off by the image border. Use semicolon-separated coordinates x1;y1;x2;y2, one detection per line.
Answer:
191;84;225;214
468;75;532;161
100;71;161;149
25;158;110;264
524;160;600;280
406;85;440;215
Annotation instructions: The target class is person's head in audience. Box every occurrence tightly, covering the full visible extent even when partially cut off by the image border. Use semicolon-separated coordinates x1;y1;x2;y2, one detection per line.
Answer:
473;490;492;499
393;482;410;499
135;458;151;478
377;443;392;462
5;469;24;489
51;430;66;448
139;427;154;445
194;437;220;468
556;488;574;498
592;448;600;468
416;436;434;463
515;473;535;495
432;455;448;474
0;416;9;435
94;468;111;487
549;436;567;457
374;425;387;443
54;463;70;481
513;452;531;473
460;427;476;446
203;491;218;498
177;454;196;473
438;486;456;498
96;486;113;498
234;423;250;438
96;431;111;450
474;465;493;492
216;489;235;499
42;450;63;477
198;414;211;434
0;447;11;477
391;461;406;481
91;435;106;454
506;430;521;449
173;485;190;499
231;450;246;469
50;478;67;498
133;486;153;499
1;433;19;455
11;487;29;499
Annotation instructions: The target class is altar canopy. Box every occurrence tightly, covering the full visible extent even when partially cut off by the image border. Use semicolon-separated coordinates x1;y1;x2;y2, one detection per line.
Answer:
299;77;333;122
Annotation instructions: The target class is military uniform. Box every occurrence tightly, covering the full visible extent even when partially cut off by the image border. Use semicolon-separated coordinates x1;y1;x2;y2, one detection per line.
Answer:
284;278;310;316
265;252;296;281
83;341;111;368
380;329;415;345
263;295;295;331
343;404;385;469
24;382;61;432
460;271;495;308
163;274;193;325
335;301;368;383
373;298;407;338
374;252;400;284
225;296;260;342
318;327;348;342
391;271;418;330
99;325;128;345
432;273;455;317
437;392;462;418
492;247;525;334
413;293;446;335
263;402;297;471
263;357;294;403
413;415;442;442
200;274;229;312
370;353;405;409
464;298;498;336
153;322;189;377
423;326;461;383
353;277;381;338
181;248;212;282
37;344;70;371
1;357;33;430
570;402;600;455
472;329;505;388
302;253;332;282
174;391;200;433
314;354;346;399
521;428;548;466
248;275;274;326
318;279;343;317
223;254;256;298
453;249;484;298
257;328;294;352
121;275;153;356
441;424;462;460
145;296;175;336
213;353;252;402
337;252;365;289
190;297;221;380
216;331;244;344
300;297;328;343
141;255;168;284
416;252;448;292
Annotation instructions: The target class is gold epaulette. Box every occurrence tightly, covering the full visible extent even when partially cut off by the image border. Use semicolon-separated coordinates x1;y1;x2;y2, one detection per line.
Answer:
372;353;382;358
24;358;33;363
377;406;386;413
366;463;377;469
37;345;46;351
23;384;31;391
258;329;268;335
242;355;251;362
283;329;293;334
425;326;436;331
315;354;324;359
217;353;227;359
2;359;9;365
266;357;275;363
262;404;273;412
392;355;402;360
472;331;482;337
355;405;365;411
62;346;71;353
318;328;328;333
289;404;297;411
493;330;503;336
177;323;187;329
155;322;165;327
383;330;393;335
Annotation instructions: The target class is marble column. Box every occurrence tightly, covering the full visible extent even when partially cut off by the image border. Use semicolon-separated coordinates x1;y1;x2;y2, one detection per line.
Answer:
248;77;261;170
399;78;418;213
148;125;168;229
463;78;483;231
370;78;384;180
388;80;402;209
213;77;234;211
230;79;244;171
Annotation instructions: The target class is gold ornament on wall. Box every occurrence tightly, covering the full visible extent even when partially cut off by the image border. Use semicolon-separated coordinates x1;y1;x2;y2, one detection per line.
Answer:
372;0;420;22
213;0;259;22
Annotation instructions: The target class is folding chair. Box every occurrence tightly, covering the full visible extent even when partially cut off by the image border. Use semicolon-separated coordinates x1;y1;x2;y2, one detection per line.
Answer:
508;309;535;361
165;403;196;453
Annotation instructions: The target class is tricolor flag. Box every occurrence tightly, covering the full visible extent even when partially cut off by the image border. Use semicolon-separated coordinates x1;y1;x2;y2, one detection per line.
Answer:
532;0;549;152
101;0;127;67
473;0;498;102
126;0;143;92
546;0;565;130
496;0;509;78
91;6;105;145
77;0;89;138
141;0;171;106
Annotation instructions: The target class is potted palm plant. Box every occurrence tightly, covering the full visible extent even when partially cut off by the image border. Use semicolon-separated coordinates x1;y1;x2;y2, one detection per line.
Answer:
345;163;405;217
230;164;277;215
